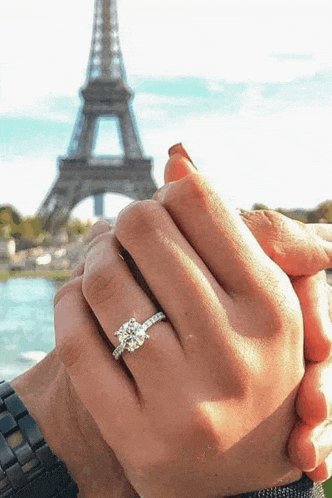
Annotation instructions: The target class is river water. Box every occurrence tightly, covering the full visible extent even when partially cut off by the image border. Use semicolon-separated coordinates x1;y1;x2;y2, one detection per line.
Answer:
0;278;63;382
2;274;332;384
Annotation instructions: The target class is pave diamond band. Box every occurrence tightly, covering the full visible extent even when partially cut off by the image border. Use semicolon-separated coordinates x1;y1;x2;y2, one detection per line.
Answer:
113;312;167;360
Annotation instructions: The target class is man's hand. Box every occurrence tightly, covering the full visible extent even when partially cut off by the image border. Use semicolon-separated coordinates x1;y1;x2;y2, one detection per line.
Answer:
158;143;332;483
11;307;138;498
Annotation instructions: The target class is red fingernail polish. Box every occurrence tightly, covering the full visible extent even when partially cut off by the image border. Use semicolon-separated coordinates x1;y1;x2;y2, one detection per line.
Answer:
168;143;197;169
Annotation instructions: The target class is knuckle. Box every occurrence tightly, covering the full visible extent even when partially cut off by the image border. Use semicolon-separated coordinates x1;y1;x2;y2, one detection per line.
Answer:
260;209;297;238
82;261;118;307
241;209;283;237
177;174;210;206
87;230;112;252
241;210;290;264
87;220;111;242
185;175;212;206
115;200;166;242
56;328;85;372
160;174;218;219
54;283;86;372
265;288;302;337
69;261;85;281
54;276;82;308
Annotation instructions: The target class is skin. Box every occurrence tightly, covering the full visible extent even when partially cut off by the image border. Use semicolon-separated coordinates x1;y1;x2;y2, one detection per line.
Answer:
10;148;332;497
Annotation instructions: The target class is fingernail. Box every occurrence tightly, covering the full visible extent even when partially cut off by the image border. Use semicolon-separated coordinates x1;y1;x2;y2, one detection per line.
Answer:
168;143;197;169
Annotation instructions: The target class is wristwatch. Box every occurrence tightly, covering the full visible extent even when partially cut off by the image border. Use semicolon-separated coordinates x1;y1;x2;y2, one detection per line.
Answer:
0;380;79;497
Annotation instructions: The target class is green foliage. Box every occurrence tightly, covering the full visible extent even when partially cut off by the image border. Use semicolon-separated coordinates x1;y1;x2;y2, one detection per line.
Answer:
251;200;332;225
0;204;93;243
324;477;332;498
317;200;332;223
16;217;43;239
66;219;93;241
277;208;309;223
252;203;269;211
0;206;21;238
0;205;46;240
0;205;21;225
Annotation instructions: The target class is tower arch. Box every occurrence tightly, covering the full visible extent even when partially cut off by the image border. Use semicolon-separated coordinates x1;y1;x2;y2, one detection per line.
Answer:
37;0;157;234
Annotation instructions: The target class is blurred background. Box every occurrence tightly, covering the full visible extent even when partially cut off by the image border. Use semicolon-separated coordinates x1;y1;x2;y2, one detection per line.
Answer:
1;0;332;218
0;0;331;492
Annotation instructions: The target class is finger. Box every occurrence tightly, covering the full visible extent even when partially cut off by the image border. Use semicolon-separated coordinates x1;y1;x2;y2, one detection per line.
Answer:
54;276;139;447
309;223;332;243
295;358;332;427
288;420;332;476
114;200;264;393
240;211;332;276
82;230;185;390
291;272;332;363
310;421;332;478
305;456;332;483
116;195;235;320
154;156;290;298
68;261;85;281
67;221;112;281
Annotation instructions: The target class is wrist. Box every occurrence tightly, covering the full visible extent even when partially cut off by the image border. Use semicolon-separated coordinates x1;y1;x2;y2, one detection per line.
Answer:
10;349;136;497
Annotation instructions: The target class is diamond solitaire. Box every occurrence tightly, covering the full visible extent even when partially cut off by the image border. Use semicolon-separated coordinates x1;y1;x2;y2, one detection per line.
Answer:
113;312;166;360
117;318;149;352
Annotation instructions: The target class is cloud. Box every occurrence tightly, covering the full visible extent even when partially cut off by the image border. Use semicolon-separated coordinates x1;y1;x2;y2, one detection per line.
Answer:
142;104;332;212
1;0;332;111
1;0;331;219
271;53;315;61
0;157;57;215
2;103;331;219
0;93;79;122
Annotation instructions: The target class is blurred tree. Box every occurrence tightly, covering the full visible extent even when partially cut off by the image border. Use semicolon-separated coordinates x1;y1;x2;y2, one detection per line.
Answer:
66;219;93;241
317;200;332;223
17;217;43;239
277;208;309;223
252;203;269;210
0;205;21;238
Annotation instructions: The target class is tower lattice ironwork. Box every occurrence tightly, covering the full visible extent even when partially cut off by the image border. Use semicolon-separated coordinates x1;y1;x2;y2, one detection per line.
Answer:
37;0;157;233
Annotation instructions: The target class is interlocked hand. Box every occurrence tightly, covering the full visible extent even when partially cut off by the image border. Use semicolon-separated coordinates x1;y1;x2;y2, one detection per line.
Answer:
56;172;309;497
55;147;332;497
161;145;332;484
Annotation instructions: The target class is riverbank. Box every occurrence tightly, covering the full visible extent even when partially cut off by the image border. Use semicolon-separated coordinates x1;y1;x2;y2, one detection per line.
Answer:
0;270;71;282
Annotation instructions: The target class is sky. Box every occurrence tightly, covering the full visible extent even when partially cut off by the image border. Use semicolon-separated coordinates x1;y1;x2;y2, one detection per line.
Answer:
1;0;332;221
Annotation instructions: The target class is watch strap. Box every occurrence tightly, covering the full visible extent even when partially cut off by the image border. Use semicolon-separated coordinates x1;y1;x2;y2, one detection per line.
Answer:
0;380;79;497
238;474;326;498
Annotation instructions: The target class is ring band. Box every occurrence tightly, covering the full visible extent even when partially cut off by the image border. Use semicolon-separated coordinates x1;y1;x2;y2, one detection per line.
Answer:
113;312;166;360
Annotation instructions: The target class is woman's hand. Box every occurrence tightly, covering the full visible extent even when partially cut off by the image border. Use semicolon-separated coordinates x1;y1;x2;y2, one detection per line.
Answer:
160;144;332;483
55;171;307;498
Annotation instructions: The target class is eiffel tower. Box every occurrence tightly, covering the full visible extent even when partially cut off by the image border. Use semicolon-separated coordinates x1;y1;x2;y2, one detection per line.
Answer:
37;0;157;234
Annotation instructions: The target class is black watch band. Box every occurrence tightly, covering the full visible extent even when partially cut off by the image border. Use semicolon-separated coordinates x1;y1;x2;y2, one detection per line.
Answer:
0;381;79;498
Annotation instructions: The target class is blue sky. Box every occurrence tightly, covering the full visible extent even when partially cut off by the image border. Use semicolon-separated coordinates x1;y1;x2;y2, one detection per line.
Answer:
1;0;331;220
